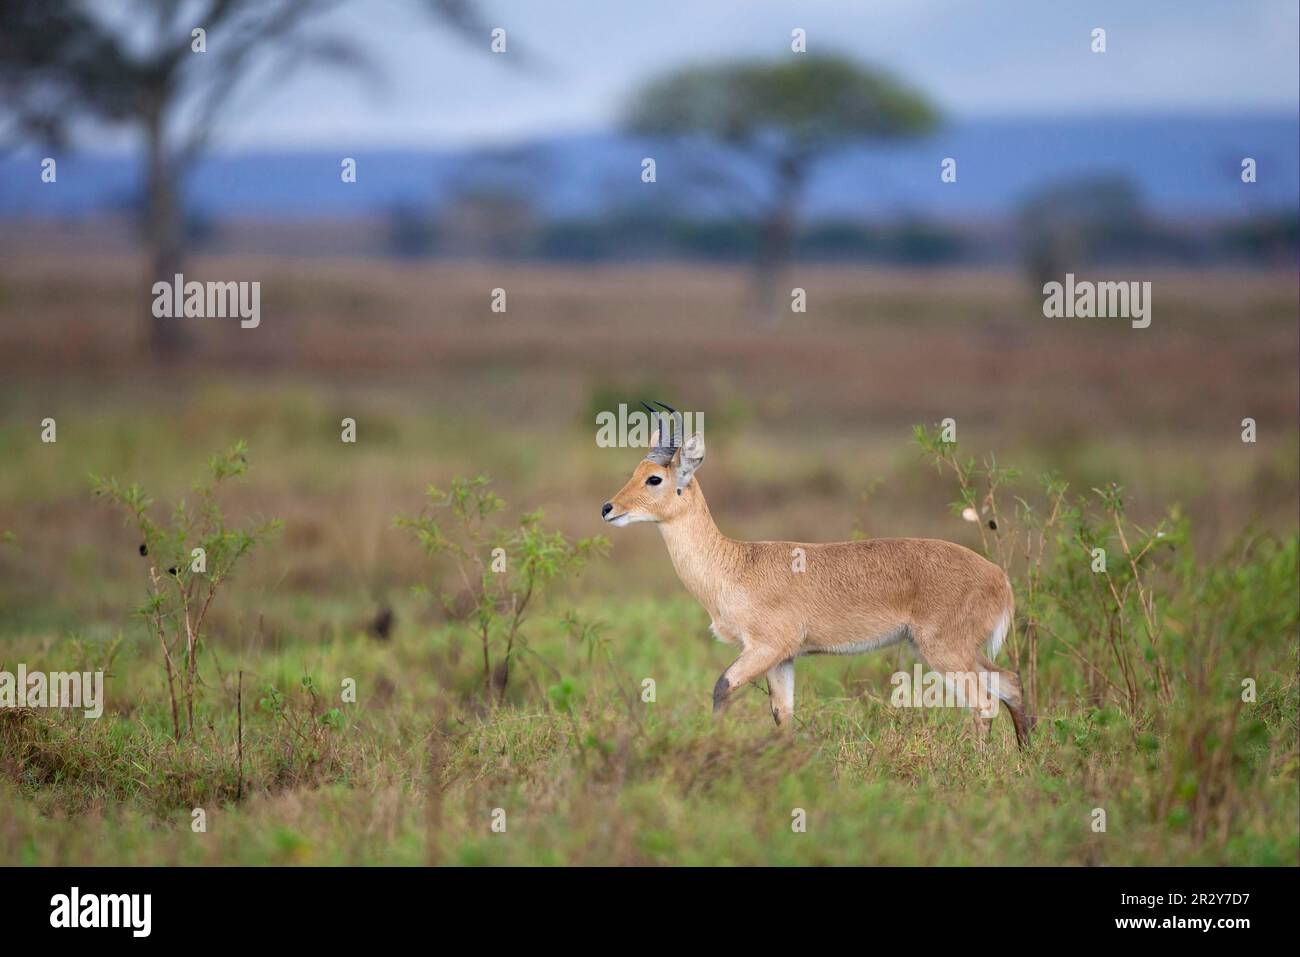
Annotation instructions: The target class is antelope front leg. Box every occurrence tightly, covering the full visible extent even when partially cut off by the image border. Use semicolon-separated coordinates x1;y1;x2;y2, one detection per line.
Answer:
712;644;793;717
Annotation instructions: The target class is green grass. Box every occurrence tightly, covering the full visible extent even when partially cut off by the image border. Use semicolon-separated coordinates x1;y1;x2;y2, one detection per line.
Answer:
1;576;1295;865
0;328;1296;865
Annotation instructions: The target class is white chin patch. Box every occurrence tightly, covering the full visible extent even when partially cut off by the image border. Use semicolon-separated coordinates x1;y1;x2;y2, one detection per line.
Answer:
609;513;652;527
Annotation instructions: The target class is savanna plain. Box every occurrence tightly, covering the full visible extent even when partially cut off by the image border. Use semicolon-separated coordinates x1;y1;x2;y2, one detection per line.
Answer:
0;255;1296;865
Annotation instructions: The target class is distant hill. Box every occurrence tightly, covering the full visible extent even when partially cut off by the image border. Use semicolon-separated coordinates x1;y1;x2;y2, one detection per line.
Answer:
2;114;1295;223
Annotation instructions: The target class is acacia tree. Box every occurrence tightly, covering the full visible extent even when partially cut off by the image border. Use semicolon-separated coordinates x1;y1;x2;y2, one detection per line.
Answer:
626;56;938;321
0;0;486;355
1018;175;1147;290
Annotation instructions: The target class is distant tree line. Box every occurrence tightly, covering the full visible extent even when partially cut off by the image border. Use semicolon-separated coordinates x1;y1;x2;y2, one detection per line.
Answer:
385;204;1298;271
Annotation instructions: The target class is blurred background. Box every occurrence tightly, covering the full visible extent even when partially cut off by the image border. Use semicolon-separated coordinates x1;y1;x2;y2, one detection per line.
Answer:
0;0;1297;632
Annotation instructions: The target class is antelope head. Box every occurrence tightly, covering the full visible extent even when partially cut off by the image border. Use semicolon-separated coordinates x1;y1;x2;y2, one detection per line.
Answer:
601;401;705;527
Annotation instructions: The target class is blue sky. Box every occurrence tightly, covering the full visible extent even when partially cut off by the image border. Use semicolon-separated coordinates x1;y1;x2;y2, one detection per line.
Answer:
76;0;1300;151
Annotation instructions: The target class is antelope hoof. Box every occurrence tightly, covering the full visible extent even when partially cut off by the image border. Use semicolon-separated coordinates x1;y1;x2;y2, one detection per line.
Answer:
712;675;731;714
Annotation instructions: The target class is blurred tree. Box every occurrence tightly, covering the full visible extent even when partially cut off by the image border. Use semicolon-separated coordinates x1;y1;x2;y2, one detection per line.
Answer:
0;0;488;356
1018;175;1148;288
626;55;938;322
441;188;538;259
386;203;440;259
439;147;545;258
1219;212;1300;265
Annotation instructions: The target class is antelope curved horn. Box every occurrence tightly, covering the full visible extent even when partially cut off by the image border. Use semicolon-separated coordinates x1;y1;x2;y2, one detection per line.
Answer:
654;401;684;447
642;400;683;465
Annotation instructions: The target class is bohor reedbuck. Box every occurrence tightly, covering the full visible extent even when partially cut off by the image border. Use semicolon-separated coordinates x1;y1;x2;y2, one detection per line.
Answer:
601;402;1032;747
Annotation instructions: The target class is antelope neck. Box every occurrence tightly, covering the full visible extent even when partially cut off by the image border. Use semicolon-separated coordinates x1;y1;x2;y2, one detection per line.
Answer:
656;482;741;611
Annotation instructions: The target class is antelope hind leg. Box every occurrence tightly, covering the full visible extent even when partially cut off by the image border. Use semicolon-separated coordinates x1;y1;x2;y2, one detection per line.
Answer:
765;659;795;728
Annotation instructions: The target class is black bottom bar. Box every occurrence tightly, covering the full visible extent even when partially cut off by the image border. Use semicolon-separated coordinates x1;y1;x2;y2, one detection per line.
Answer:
8;866;1288;942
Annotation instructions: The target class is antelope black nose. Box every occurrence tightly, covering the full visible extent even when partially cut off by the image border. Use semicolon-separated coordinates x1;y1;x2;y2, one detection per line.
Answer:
601;502;613;518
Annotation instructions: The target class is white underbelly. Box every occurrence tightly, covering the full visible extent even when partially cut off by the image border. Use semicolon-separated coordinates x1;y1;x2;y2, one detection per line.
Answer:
802;624;911;656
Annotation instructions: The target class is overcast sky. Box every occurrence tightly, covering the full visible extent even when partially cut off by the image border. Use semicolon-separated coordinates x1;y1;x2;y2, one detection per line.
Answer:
109;0;1300;150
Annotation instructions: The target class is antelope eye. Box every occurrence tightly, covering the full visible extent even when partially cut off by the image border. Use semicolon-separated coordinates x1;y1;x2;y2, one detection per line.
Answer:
645;475;663;486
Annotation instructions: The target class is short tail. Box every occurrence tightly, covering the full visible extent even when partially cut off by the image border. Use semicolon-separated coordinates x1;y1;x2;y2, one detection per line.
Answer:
986;606;1011;663
982;586;1033;748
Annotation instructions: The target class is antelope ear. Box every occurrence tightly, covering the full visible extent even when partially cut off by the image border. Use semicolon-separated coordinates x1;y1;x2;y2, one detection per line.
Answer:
675;432;706;489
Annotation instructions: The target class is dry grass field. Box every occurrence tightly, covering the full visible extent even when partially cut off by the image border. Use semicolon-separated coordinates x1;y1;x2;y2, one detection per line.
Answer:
0;253;1296;865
